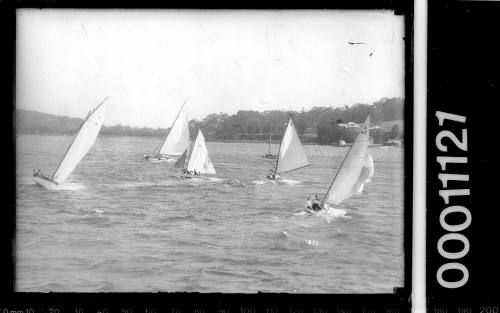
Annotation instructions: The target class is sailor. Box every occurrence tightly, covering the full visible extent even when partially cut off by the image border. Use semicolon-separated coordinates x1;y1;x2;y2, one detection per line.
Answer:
305;196;312;211
267;168;275;179
312;195;321;212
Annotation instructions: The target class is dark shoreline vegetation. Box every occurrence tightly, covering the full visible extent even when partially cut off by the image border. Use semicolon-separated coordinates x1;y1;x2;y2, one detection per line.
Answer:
16;97;403;145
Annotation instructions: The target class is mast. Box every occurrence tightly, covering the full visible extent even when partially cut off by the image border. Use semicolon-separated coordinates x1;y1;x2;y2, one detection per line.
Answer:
268;119;273;155
155;98;188;155
320;114;370;207
320;139;356;207
268;133;272;154
51;96;109;181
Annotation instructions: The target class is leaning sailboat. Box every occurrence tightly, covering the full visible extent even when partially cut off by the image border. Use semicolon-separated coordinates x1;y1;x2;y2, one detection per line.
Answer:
267;118;309;180
144;100;190;162
33;97;109;189
177;129;216;177
314;115;374;211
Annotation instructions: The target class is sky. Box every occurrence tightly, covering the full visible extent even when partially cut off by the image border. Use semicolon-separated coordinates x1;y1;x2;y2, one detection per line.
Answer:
16;9;405;129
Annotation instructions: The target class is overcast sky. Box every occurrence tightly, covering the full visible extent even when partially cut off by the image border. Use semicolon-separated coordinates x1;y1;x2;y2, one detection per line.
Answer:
16;9;405;128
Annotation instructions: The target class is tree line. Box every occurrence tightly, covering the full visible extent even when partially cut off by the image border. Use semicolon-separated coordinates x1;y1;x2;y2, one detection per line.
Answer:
188;97;403;144
16;97;403;144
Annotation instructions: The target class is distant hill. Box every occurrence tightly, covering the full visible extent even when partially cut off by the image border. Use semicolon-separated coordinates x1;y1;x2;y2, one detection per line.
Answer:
16;109;167;137
16;97;404;144
16;109;83;135
188;97;404;144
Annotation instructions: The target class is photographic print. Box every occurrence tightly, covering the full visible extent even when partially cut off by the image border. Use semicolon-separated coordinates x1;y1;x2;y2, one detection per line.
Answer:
15;9;406;293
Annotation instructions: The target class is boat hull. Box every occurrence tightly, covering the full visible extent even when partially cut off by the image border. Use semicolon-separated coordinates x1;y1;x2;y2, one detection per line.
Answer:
180;174;204;179
266;174;281;180
306;204;347;217
262;154;277;159
33;176;58;189
143;154;177;163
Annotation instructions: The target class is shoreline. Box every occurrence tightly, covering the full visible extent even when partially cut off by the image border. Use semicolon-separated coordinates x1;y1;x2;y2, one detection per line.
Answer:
17;132;320;145
17;133;394;147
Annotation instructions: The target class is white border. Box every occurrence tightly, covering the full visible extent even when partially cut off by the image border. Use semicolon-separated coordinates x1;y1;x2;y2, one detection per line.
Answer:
413;0;427;312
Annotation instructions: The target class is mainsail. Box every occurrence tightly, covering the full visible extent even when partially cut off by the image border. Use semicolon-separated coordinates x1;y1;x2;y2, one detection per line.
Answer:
275;118;309;174
51;97;108;184
154;100;190;156
185;130;216;174
321;115;374;206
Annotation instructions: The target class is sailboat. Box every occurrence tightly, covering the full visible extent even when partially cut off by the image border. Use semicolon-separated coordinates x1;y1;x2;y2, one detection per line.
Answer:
144;100;189;162
266;118;309;180
262;133;277;159
312;115;374;213
33;97;109;189
175;129;216;178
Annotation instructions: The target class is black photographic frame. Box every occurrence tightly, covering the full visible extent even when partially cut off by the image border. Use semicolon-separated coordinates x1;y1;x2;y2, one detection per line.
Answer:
0;0;414;311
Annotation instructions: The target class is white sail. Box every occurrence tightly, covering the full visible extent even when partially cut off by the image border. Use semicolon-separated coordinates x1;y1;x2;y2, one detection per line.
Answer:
52;99;107;184
323;115;373;206
156;104;190;156
275;119;309;174
351;153;374;194
186;130;216;174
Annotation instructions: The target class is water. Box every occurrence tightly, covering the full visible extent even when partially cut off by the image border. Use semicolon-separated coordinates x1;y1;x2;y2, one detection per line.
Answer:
16;134;404;293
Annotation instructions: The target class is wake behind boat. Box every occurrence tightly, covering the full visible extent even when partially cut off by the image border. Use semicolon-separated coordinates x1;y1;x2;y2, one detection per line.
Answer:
176;129;216;179
144;99;189;162
33;97;109;189
266;118;309;181
306;115;374;215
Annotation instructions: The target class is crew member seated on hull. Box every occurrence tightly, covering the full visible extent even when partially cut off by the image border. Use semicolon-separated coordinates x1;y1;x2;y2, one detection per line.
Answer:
305;196;312;211
311;195;322;212
33;169;51;181
267;168;280;180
